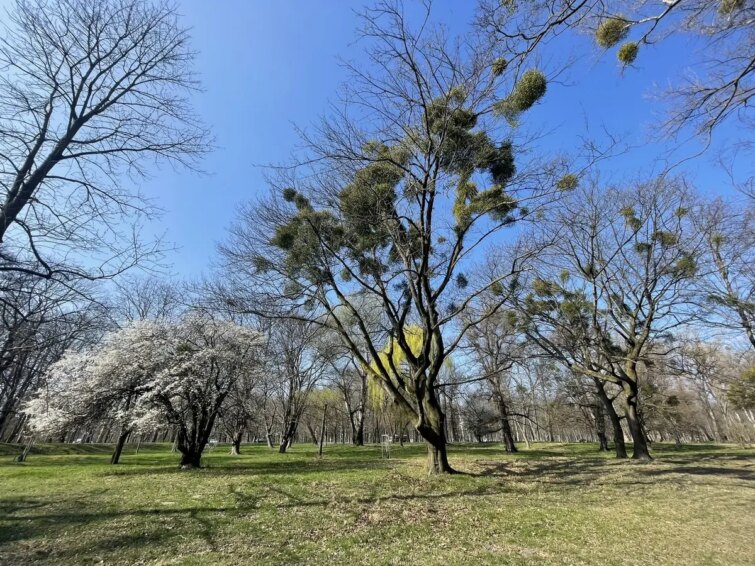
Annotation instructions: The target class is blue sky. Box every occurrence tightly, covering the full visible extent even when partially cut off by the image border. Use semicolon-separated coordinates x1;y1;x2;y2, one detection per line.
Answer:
5;0;746;278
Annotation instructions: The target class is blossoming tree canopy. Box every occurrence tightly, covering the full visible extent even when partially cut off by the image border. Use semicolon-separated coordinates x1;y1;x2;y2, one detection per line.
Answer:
24;316;264;466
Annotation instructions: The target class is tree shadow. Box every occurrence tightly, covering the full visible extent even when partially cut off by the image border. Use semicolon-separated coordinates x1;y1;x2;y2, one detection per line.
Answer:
99;457;400;478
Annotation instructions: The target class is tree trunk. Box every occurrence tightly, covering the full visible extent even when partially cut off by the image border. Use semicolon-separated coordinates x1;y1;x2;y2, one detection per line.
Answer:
495;394;518;453
318;405;328;459
179;449;202;469
279;420;297;453
353;412;365;446
110;429;131;464
306;423;318;444
416;390;456;474
15;436;34;462
594;379;627;458
230;430;243;455
623;384;651;460
594;402;609;452
592;394;609;452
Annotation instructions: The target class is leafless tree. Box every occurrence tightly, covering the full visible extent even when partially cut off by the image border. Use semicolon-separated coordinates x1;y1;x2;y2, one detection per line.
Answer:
0;274;107;440
693;198;755;349
110;275;182;324
0;0;209;282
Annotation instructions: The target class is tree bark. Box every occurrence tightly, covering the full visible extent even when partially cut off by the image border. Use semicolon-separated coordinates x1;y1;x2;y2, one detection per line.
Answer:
594;379;627;458
279;420;297;453
15;436;34;462
318;405;328;459
110;429;131;464
623;384;652;460
593;401;609;452
230;430;243;455
495;394;518;453
179;449;202;469
417;389;457;474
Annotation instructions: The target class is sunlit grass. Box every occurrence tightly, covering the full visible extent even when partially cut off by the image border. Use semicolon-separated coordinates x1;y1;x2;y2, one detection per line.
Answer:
1;442;753;565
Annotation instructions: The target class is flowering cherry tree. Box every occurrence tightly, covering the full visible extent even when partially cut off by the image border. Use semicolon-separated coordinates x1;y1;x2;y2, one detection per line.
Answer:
25;315;263;467
138;314;264;468
25;321;170;463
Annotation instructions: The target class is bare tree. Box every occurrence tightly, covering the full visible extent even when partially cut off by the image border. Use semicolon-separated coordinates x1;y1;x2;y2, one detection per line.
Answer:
0;274;106;441
267;317;327;453
110;275;182;324
463;304;525;453
693;198;755;349
0;0;209;282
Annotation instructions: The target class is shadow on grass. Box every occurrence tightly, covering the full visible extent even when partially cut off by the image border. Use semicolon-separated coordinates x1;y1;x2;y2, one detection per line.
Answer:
2;444;753;562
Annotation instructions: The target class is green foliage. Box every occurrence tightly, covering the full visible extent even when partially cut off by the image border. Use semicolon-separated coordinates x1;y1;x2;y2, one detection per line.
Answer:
556;173;579;191
729;367;755;409
271;193;344;283
468;186;517;223
492;57;508;77
617;42;639;64
671;253;697;278
252;255;273;273
339;154;404;254
619;206;642;231
486;141;516;185
595;17;629;48
652;231;679;247
452;141;516;229
494;69;547;124
532;278;558;297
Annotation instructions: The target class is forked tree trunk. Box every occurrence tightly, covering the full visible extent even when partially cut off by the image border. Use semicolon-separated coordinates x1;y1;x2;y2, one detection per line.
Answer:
279;420;297;453
306;423;319;444
15;436;34;462
594;378;627;458
110;429;131;464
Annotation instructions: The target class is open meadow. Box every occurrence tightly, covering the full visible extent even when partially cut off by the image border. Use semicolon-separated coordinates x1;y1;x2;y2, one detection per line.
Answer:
1;442;753;565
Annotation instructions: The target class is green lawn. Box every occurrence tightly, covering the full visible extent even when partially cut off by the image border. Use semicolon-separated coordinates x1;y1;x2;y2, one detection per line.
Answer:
1;441;753;565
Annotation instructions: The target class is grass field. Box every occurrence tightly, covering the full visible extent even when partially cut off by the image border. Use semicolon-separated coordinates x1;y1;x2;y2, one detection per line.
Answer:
1;441;753;565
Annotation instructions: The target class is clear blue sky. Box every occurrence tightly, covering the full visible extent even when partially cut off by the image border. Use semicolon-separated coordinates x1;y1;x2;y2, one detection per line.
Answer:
6;0;747;277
